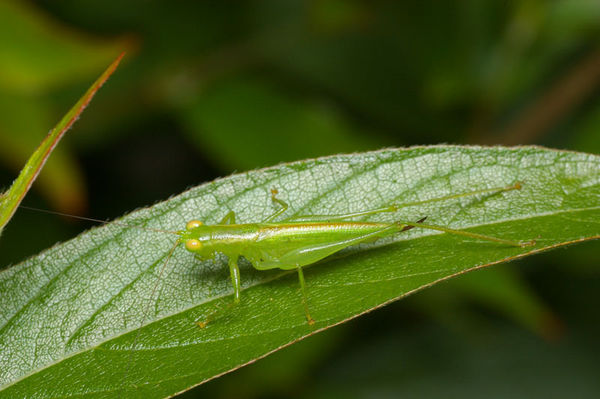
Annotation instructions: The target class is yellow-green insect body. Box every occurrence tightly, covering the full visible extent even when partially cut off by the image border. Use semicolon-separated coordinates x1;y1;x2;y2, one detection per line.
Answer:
178;206;419;325
182;221;404;270
170;184;534;326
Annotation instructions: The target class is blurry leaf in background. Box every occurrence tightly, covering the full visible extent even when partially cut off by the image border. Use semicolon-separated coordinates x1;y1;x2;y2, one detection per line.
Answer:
181;76;379;171
546;0;600;41
0;92;86;214
183;327;345;399
475;0;600;145
0;0;131;214
0;0;129;93
451;268;559;338
303;313;600;398
413;267;559;340
574;103;600;155
0;54;123;234
20;0;600;166
254;1;435;141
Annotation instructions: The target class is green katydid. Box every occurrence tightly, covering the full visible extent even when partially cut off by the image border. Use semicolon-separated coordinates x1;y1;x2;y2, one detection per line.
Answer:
151;182;535;327
20;181;535;326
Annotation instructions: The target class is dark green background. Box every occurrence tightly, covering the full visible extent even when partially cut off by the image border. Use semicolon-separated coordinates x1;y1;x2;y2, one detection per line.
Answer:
0;1;598;398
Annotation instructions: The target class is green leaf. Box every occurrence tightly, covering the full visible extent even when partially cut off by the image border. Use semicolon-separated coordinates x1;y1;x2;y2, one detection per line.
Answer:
0;92;88;215
0;0;128;93
181;76;378;171
0;146;598;398
0;54;124;235
415;267;559;339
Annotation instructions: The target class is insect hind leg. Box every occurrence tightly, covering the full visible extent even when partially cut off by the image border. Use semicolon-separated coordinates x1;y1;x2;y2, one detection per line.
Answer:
285;205;398;222
287;181;525;222
399;220;536;247
268;189;398;223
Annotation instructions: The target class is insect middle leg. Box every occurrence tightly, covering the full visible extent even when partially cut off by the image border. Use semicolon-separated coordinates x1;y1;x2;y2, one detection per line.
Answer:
273;224;402;325
220;210;236;224
263;188;289;222
296;266;315;325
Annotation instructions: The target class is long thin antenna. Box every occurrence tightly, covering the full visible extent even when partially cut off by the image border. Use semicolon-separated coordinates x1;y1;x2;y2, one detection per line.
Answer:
19;205;179;235
121;238;181;394
394;181;524;209
19;205;183;393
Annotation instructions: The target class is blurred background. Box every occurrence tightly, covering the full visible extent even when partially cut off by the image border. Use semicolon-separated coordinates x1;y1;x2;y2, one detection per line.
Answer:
0;0;599;397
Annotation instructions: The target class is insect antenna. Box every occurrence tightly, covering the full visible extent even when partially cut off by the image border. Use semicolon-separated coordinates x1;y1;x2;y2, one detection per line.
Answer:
394;181;524;210
19;204;180;235
122;237;181;393
20;203;184;392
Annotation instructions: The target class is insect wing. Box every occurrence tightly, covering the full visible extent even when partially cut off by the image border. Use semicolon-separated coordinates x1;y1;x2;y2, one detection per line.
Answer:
251;223;400;270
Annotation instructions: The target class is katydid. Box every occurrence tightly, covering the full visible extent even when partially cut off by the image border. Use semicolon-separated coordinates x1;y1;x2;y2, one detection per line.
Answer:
20;181;535;326
158;182;535;326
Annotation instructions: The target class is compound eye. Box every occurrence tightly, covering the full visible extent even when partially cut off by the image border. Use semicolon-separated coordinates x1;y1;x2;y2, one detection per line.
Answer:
185;239;202;252
186;220;203;230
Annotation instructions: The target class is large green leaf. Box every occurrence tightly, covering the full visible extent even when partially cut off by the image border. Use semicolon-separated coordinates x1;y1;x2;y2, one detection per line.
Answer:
0;92;88;215
181;76;378;171
0;146;598;398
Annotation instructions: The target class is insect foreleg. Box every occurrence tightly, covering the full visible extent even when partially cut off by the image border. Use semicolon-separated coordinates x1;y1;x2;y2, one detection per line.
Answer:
229;257;242;303
265;226;399;325
220;210;236;224
296;266;315;325
196;256;242;328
